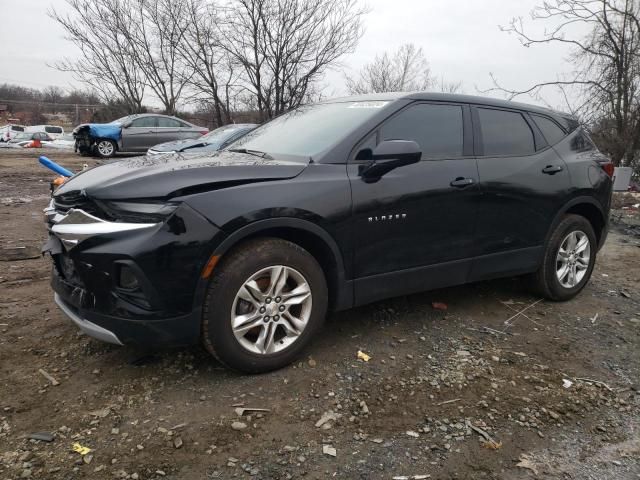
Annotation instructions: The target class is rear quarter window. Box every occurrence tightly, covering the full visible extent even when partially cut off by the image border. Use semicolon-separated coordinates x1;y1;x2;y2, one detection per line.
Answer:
478;108;535;156
11;126;24;132
531;114;566;145
571;130;596;152
45;126;63;134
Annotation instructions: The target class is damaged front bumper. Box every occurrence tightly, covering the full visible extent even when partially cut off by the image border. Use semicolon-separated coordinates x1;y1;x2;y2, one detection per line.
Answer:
42;198;222;347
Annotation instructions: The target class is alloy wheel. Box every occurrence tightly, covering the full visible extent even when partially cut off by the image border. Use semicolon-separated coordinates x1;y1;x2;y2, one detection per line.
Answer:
97;140;114;156
555;230;590;288
231;265;312;355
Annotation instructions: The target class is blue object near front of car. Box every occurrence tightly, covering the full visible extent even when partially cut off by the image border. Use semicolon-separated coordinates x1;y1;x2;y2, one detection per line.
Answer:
39;156;74;177
88;124;122;142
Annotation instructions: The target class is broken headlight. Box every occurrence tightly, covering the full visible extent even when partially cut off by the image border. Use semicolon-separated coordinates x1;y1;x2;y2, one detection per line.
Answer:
100;201;179;223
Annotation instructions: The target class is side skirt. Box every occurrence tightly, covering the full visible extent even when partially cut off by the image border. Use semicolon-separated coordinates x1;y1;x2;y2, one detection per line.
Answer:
352;246;543;308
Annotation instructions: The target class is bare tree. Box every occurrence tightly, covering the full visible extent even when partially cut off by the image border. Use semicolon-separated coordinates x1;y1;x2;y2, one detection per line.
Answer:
489;0;640;167
125;0;193;115
52;0;193;115
50;0;147;113
346;43;435;94
180;0;238;126
225;0;368;121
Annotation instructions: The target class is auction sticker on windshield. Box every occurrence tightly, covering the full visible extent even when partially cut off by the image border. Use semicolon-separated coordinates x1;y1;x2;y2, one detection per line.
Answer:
347;101;390;108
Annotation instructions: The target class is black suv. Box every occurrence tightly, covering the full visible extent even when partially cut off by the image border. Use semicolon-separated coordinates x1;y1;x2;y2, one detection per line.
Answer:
44;93;613;372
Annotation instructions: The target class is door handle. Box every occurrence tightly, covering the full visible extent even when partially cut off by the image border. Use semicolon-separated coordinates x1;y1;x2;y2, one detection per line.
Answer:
542;165;563;175
450;177;475;188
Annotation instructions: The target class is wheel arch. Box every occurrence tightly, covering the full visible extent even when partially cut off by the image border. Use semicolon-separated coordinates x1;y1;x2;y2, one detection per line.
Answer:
197;218;353;313
546;196;607;249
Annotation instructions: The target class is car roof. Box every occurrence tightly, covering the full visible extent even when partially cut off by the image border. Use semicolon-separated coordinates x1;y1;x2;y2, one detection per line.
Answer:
326;91;576;122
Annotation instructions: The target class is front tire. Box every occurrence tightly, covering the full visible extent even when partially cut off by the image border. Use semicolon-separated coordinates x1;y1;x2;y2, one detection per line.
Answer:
532;214;597;301
94;139;116;158
202;238;328;373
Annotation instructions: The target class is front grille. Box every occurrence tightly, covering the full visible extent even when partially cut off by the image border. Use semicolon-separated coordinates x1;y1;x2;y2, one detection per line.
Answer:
53;191;111;220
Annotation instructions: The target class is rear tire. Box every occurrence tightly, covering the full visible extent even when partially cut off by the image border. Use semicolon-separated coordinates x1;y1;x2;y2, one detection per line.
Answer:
202;238;328;373
531;214;597;301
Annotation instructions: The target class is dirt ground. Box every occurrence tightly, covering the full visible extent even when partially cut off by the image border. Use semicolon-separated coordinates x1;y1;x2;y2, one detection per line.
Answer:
0;148;639;480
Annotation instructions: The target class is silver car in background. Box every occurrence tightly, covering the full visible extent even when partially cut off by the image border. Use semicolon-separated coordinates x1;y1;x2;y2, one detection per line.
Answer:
73;113;209;158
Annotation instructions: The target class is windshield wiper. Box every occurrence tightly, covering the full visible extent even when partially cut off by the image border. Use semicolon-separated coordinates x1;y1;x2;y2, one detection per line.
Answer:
228;148;273;160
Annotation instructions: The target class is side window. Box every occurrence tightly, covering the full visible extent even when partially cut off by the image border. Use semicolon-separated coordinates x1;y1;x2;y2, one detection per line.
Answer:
380;104;464;159
157;117;182;128
130;117;157;128
478;108;535;156
531;114;566;145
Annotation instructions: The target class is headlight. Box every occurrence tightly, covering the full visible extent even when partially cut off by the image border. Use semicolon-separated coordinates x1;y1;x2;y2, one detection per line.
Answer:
100;201;179;223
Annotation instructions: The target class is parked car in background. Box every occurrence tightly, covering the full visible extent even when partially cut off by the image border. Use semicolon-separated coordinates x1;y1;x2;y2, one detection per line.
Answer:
0;124;26;142
26;125;65;139
44;93;613;373
8;131;54;146
73;114;209;158
148;123;258;155
47;133;75;149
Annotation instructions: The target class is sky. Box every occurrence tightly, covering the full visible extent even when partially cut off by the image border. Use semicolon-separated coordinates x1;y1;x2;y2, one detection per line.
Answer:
0;0;587;111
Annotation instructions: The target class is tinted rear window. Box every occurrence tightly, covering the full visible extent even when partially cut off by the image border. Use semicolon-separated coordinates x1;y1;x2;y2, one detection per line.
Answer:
11;125;24;132
45;126;63;134
380;104;464;158
531;114;565;145
478;108;535;156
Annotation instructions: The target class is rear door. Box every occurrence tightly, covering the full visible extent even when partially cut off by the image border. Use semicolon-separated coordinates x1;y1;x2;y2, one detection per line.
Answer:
122;116;158;151
470;106;571;279
155;117;190;145
348;102;481;304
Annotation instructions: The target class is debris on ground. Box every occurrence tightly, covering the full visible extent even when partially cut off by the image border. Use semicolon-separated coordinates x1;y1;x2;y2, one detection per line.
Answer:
27;432;54;442
71;443;92;455
37;368;59;386
516;454;538;475
356;350;371;362
322;445;337;457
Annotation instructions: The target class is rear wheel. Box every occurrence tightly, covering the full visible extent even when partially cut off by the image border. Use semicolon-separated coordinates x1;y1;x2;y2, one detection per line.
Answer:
532;214;597;301
202;238;327;373
95;139;116;158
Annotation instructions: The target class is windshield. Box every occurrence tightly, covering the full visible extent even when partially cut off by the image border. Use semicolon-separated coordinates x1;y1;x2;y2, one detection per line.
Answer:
202;125;249;145
228;101;390;159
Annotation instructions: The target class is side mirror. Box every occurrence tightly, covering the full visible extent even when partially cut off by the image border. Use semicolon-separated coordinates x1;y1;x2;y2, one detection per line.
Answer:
359;140;421;182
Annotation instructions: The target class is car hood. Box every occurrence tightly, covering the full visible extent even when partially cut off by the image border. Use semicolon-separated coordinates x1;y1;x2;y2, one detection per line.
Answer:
54;151;309;200
151;138;217;153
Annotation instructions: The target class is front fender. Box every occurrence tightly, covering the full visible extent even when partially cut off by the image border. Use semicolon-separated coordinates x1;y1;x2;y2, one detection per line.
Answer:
190;216;353;315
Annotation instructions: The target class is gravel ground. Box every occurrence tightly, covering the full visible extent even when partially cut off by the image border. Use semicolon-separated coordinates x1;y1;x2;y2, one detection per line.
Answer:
0;148;639;480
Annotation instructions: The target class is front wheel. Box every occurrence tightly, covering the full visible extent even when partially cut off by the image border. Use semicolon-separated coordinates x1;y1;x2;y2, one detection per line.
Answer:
94;139;116;158
202;238;328;373
532;214;597;301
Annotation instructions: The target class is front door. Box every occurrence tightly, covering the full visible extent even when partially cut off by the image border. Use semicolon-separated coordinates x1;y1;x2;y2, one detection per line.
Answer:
122;116;158;152
348;102;481;305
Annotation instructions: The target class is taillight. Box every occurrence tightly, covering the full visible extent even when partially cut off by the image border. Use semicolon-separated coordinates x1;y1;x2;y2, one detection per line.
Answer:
199;130;209;136
600;161;615;178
